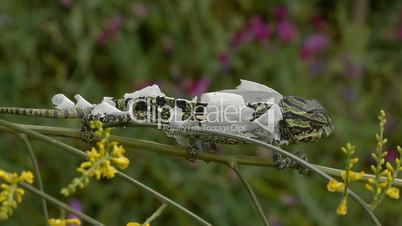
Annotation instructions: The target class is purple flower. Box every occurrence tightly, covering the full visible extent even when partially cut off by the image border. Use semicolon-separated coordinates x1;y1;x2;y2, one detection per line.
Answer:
97;15;124;45
276;20;297;43
340;86;357;102
163;37;175;57
230;27;254;47
249;16;272;41
60;0;72;8
217;52;231;74
311;15;327;30
384;149;400;163
308;60;326;76
132;3;148;19
67;199;82;224
299;33;329;60
186;78;210;96
274;5;288;22
341;52;364;77
397;26;402;40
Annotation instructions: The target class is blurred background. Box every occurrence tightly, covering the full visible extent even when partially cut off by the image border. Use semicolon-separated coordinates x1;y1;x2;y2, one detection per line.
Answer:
0;0;402;225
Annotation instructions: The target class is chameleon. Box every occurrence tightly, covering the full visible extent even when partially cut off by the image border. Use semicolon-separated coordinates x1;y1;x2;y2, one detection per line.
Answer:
0;80;334;172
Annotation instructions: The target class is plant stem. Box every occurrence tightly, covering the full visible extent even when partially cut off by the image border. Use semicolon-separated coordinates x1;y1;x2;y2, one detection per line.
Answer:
5;124;402;188
142;203;168;226
18;181;104;226
230;163;270;226
18;134;50;225
0;119;212;226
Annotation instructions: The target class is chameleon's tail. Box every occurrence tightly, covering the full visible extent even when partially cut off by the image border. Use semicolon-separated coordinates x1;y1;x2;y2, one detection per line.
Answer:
0;107;91;118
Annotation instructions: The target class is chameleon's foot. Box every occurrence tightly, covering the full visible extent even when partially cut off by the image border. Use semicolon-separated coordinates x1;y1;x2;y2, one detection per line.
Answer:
186;145;199;163
273;152;293;170
81;116;96;144
292;150;309;175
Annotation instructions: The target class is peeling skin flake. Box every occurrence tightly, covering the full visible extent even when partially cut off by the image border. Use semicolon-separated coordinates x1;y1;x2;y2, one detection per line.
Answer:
124;84;165;100
52;94;75;110
91;101;123;115
74;94;94;109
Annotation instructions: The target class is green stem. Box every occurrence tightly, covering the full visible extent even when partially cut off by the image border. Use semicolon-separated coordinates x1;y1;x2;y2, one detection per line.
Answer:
0;119;212;226
8;124;402;188
124;122;382;226
18;182;104;226
142;203;168;226
230;163;270;226
18;134;49;224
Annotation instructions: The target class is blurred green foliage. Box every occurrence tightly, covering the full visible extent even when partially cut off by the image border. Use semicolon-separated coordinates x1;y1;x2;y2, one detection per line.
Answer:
1;0;402;225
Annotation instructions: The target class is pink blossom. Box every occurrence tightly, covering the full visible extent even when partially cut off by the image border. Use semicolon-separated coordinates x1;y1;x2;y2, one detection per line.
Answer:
311;15;327;30
217;52;231;74
341;53;364;77
396;26;402;40
60;0;72;8
132;3;148;19
274;5;288;22
97;15;124;45
249;16;272;41
299;33;328;60
230;27;254;47
384;148;400;163
276;20;297;43
67;199;82;225
187;78;210;96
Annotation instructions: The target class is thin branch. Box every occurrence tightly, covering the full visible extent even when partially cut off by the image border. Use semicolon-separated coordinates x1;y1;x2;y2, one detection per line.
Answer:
142;203;168;226
8;124;402;188
18;134;49;224
0;119;212;226
123;122;382;226
229;162;270;226
18;181;104;226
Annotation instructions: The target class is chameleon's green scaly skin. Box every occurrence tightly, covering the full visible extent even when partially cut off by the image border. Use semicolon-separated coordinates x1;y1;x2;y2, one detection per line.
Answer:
0;94;334;172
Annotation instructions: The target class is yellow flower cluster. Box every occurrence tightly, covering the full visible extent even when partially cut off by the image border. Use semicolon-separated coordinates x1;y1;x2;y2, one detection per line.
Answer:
126;223;150;226
61;121;130;196
366;111;402;209
48;218;81;226
326;143;364;215
0;170;34;220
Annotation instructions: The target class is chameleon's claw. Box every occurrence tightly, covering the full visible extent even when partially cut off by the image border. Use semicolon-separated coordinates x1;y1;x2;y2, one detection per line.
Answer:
273;152;293;170
186;145;199;163
292;150;309;175
81;116;96;143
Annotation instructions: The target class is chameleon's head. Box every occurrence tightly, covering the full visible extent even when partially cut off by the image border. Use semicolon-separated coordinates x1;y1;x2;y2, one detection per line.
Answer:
278;96;334;144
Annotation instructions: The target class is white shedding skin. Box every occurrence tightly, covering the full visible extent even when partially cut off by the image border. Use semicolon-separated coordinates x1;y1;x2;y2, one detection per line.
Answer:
74;94;93;109
52;94;75;110
92;101;123;115
124;84;165;100
220;79;283;104
102;97;116;107
254;104;283;139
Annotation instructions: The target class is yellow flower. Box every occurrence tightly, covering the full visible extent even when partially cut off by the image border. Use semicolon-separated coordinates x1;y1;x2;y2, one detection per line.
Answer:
0;170;33;220
19;171;34;184
126;223;141;226
336;198;348;216
113;157;130;169
386;187;400;199
87;148;101;161
101;160;117;179
48;218;81;226
349;171;364;181
327;179;345;192
0;170;11;182
111;144;125;157
127;223;150;226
